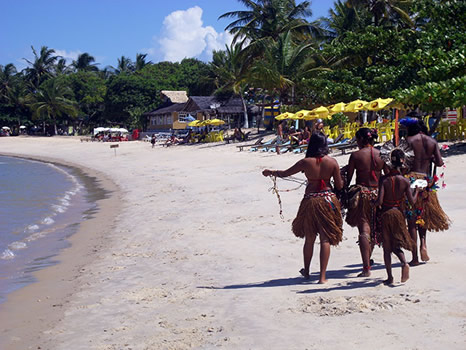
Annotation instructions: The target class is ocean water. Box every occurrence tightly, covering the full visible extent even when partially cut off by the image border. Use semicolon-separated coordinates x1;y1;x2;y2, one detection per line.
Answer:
0;155;103;303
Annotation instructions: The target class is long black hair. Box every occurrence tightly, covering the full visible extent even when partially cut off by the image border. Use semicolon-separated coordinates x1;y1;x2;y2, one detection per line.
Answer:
305;132;329;158
391;148;405;172
356;127;378;146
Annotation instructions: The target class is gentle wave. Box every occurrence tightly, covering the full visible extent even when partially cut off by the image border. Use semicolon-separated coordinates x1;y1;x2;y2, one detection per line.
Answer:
1;249;15;260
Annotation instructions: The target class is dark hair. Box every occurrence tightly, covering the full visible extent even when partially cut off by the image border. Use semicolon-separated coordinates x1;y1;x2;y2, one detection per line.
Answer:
305;132;329;158
406;121;421;136
356;127;378;146
418;119;428;134
391;149;405;169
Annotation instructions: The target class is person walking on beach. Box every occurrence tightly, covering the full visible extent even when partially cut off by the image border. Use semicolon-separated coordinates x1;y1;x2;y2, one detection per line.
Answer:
374;149;419;285
262;132;343;283
345;128;385;277
151;134;156;148
400;117;450;265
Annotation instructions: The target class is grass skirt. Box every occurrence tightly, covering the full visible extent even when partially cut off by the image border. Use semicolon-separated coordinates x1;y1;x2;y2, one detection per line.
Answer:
405;172;451;232
292;192;343;246
345;186;378;228
381;208;415;251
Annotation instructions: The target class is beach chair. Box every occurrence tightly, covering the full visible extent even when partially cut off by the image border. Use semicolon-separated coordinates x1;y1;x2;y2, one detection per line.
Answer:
236;137;264;151
250;137;278;152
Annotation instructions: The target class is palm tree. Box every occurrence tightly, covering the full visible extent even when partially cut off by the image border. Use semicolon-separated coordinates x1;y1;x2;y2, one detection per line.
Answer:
115;56;134;74
72;53;99;72
135;53;152;71
30;79;78;135
211;42;253;127
219;0;321;42
0;63;18;101
23;46;59;89
347;0;413;27
54;58;73;76
322;0;370;38
249;31;317;104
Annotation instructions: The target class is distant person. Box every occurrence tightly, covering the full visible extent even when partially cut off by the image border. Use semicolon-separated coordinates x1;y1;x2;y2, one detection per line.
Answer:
400;117;450;266
345;128;385;277
151;134;156;148
374;149;419;285
262;132;343;283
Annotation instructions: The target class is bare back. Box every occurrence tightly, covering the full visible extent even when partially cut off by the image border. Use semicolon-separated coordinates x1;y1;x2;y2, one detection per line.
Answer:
277;155;343;193
377;174;416;208
407;134;443;174
347;147;385;187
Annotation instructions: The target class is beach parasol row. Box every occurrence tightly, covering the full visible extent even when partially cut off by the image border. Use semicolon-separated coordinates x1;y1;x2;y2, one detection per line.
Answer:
275;98;397;120
188;119;226;127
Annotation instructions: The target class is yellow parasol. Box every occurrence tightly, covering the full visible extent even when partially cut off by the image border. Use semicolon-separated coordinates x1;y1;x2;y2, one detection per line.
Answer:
293;110;312;119
364;98;394;111
209;118;226;126
328;102;346;115
345;99;368;112
188;120;201;127
275;112;294;120
311;106;330;118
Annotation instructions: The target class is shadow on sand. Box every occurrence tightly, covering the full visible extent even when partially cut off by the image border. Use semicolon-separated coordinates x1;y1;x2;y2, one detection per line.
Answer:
441;142;466;158
198;262;396;292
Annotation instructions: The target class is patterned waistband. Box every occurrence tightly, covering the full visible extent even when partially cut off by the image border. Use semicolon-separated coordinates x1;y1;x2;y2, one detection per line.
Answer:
304;190;335;199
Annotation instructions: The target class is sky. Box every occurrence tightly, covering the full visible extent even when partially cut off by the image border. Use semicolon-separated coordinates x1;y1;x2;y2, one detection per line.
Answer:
2;0;333;70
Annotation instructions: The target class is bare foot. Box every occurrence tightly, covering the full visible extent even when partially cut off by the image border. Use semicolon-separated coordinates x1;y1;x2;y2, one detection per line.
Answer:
420;247;430;262
383;277;394;285
299;268;310;280
409;259;420;267
401;264;410;283
357;269;371;277
318;279;327;284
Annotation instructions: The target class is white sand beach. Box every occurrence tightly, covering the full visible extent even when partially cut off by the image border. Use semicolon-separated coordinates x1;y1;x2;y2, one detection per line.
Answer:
0;136;465;350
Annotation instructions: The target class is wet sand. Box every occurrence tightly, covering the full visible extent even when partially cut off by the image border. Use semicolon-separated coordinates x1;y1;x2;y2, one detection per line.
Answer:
0;136;465;349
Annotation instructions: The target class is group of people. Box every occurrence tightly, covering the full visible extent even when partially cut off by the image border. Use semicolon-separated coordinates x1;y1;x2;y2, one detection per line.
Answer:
275;119;327;154
263;117;450;285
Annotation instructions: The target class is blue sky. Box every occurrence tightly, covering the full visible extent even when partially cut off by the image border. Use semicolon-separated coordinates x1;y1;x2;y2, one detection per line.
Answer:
2;0;333;70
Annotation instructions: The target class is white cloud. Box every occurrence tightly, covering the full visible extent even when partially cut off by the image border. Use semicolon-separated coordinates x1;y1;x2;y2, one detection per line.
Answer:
156;6;233;62
54;49;82;63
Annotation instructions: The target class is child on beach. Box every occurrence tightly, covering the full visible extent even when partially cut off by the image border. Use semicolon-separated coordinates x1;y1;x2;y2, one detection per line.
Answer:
374;149;419;285
262;132;343;284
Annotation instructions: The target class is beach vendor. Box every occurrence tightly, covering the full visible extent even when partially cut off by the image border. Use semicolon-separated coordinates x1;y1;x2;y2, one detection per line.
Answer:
375;147;419;285
262;132;343;284
400;117;450;265
345;128;385;277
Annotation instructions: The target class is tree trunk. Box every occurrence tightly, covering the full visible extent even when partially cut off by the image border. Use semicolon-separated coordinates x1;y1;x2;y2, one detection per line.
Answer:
241;93;248;129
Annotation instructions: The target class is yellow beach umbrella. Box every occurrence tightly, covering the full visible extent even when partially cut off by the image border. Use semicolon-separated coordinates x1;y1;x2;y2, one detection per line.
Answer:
293;110;312;119
328;102;346;115
209;118;225;126
365;98;394;111
302;113;320;120
198;120;211;126
188;120;201;127
345;99;368;112
310;106;330;119
275;112;294;120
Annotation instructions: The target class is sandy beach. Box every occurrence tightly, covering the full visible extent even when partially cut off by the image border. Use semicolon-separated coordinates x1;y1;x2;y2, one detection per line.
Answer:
0;136;465;350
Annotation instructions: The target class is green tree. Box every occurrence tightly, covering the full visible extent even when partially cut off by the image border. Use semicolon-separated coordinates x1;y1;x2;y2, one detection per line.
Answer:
30;79;78;135
72;53;99;72
23;46;59;89
220;0;320;42
135;53;152;71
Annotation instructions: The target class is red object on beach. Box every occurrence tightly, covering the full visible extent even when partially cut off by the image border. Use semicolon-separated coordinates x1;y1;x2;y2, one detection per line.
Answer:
395;110;399;146
132;129;139;140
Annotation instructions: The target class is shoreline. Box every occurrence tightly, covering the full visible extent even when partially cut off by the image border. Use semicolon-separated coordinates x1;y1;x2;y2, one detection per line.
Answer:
0;152;121;350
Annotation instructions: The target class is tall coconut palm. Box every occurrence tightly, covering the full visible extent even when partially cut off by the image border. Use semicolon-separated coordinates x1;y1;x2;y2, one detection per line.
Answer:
54;58;73;76
115;56;134;74
30;79;77;135
23;46;59;89
347;0;413;27
72;53;99;72
220;0;321;42
0;63;18;101
211;42;253;127
249;30;317;104
135;53;152;71
322;0;370;38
